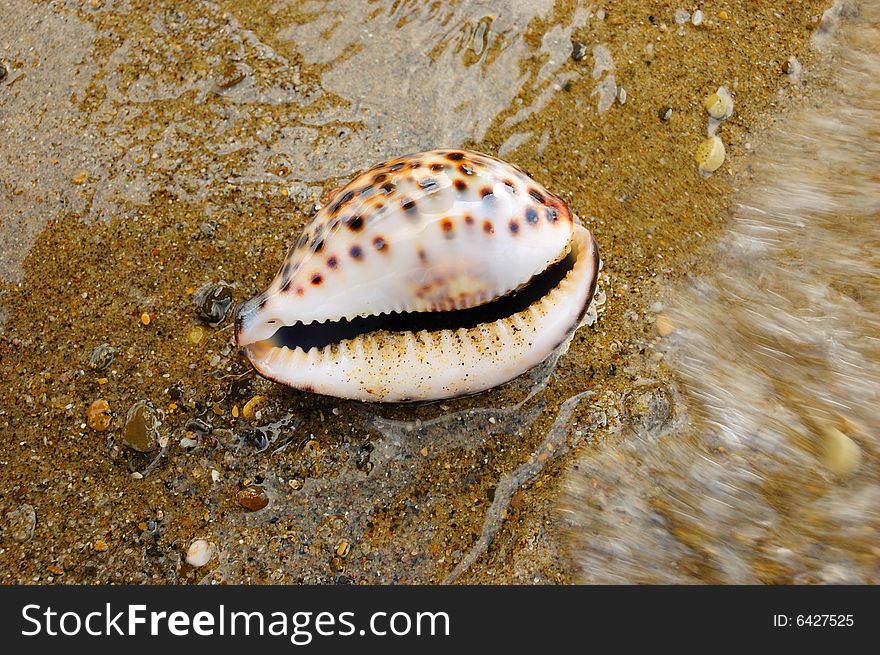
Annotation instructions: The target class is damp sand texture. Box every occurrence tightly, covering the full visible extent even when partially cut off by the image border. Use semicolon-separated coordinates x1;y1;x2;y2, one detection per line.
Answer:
1;1;833;584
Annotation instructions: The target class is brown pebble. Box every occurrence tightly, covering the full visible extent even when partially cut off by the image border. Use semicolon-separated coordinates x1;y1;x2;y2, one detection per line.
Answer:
238;485;269;512
86;399;112;431
242;395;267;419
72;170;89;185
93;539;109;552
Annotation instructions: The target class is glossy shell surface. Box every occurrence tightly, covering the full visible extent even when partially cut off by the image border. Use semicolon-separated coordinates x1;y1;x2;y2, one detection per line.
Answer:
236;149;599;402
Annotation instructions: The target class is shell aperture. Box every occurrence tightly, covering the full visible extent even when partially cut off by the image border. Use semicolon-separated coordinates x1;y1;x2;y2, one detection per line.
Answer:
235;149;599;402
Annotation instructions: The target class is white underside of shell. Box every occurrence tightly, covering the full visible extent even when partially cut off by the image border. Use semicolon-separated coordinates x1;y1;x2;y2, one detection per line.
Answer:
244;225;597;402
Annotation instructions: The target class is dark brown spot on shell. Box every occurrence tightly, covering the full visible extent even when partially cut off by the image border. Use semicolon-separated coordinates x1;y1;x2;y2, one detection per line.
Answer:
464;214;474;225
258;298;268;310
373;236;387;251
480;187;493;198
281;279;292;292
454;179;467;192
350;245;363;260
329;189;355;214
525;207;539;224
418;249;428;263
311;236;325;252
483;221;494;234
446;152;464;161
380;182;395;195
296;287;304;296
327;256;338;269
509;220;520;234
529;189;545;203
409;160;422;169
430;163;445;172
546;207;558;223
311;274;323;286
347;215;364;231
373;173;388;183
459;163;474;175
389;162;405;172
418;178;437;191
401;199;417;213
440;219;454;238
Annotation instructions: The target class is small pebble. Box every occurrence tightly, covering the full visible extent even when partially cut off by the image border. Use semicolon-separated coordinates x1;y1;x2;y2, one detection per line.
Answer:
140;312;151;326
695;136;726;175
184;417;212;436
86;399;112;432
655;314;676;337
822;426;862;480
238;485;269;511
187;325;206;344
703;87;734;121
692;10;703;25
194;281;235;327
6;504;36;543
88;343;116;370
658;106;673;122
0;63;7;83
242;395;267;420
718;10;730;21
674;9;690;25
122;401;159;452
186;539;215;567
93;539;109;552
72;170;89;185
571;40;587;61
782;56;802;79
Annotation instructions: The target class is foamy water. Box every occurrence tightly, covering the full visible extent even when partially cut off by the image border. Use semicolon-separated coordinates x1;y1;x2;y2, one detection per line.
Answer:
562;0;880;583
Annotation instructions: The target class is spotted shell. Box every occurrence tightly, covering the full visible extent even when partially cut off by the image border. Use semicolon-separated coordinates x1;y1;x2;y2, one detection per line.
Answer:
236;149;599;402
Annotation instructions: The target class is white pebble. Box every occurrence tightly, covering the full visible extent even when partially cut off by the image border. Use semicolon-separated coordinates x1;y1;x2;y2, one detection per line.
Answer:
692;10;703;26
703;86;734;121
186;539;215;567
617;86;627;104
674;9;691;25
695;136;726;176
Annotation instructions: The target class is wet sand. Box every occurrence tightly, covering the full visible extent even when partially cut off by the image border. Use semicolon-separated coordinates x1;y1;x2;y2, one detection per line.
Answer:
0;0;831;583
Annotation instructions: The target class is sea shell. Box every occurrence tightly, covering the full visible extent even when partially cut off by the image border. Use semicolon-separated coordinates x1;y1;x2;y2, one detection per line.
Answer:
235;149;599;402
